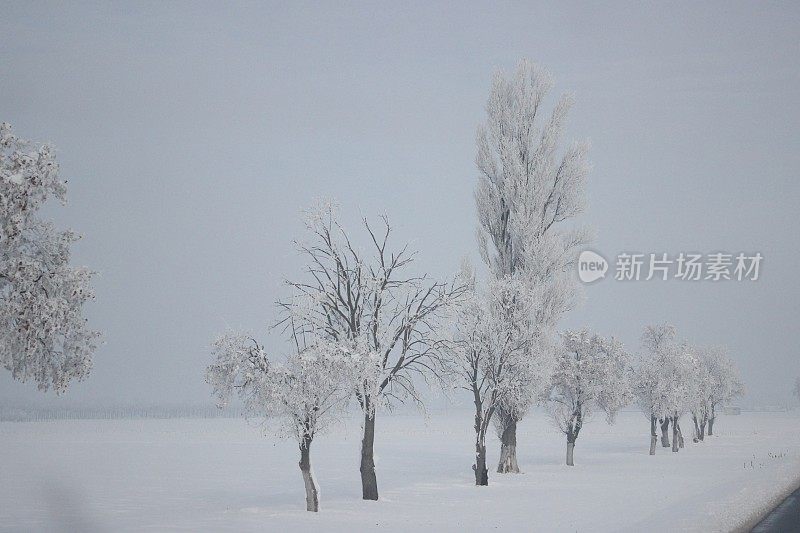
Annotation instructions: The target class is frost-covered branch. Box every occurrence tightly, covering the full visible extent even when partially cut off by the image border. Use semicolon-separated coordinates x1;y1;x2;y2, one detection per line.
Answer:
205;329;352;511
547;328;631;465
443;264;545;484
473;60;591;473
0;122;100;393
276;200;467;500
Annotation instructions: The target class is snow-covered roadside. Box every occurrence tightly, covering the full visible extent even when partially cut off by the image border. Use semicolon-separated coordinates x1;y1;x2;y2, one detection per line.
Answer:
699;427;800;532
1;410;798;532
623;413;800;532
729;466;800;533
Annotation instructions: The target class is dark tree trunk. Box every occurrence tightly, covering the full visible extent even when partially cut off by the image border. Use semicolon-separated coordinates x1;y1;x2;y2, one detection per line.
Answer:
649;415;658;455
473;403;489;486
474;438;489;485
472;379;491;486
497;411;520;473
565;407;582;466
660;417;670;447
692;414;701;443
472;400;492;487
299;437;319;512
671;415;680;452
699;413;707;441
708;404;715;436
360;409;378;500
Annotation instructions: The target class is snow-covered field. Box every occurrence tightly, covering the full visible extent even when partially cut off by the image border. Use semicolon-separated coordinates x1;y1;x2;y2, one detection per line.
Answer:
1;410;799;532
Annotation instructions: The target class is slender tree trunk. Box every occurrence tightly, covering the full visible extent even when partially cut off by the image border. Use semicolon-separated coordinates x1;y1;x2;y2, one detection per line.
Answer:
692;414;701;443
671;416;679;452
699;413;707;441
473;401;489;485
474;435;489;485
360;409;378;500
649;415;658;455
497;409;520;473
299;437;319;512
660;417;670;447
472;382;491;485
708;404;715;436
676;418;684;448
566;407;582;466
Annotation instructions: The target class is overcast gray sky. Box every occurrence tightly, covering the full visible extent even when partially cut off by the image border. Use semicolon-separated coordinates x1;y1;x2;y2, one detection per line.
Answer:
1;1;798;407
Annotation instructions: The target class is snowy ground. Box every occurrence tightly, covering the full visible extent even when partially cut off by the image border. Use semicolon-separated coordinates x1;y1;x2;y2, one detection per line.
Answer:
1;410;799;532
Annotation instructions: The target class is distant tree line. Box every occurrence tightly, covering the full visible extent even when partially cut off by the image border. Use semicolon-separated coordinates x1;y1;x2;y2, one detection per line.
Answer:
0;403;244;422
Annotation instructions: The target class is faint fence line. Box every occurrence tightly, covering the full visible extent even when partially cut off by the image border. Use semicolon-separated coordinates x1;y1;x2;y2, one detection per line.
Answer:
0;404;244;422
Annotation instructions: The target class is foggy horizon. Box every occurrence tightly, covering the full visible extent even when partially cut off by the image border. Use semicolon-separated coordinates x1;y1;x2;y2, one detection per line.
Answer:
2;1;798;409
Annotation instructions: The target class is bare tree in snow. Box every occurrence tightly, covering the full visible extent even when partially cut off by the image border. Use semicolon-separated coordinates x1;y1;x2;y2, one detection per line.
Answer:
278;201;466;500
547;329;632;466
206;331;351;512
444;264;544;485
0;122;101;393
474;60;591;473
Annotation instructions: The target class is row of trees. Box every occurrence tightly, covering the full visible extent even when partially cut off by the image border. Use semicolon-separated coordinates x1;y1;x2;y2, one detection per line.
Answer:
0;67;747;517
635;324;744;455
206;233;743;511
205;60;744;512
206;59;583;508
458;318;743;478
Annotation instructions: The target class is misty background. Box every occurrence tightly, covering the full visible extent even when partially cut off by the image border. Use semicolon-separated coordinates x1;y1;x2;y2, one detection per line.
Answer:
1;1;798;409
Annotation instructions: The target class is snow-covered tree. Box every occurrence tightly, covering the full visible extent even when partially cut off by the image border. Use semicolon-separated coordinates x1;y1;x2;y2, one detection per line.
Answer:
656;340;695;453
548;329;632;466
444;265;544;485
0;122;100;393
474;60;591;473
686;346;713;442
636;326;744;452
700;345;744;436
640;324;679;450
206;331;352;512
278;201;466;500
632;351;668;456
633;324;695;454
